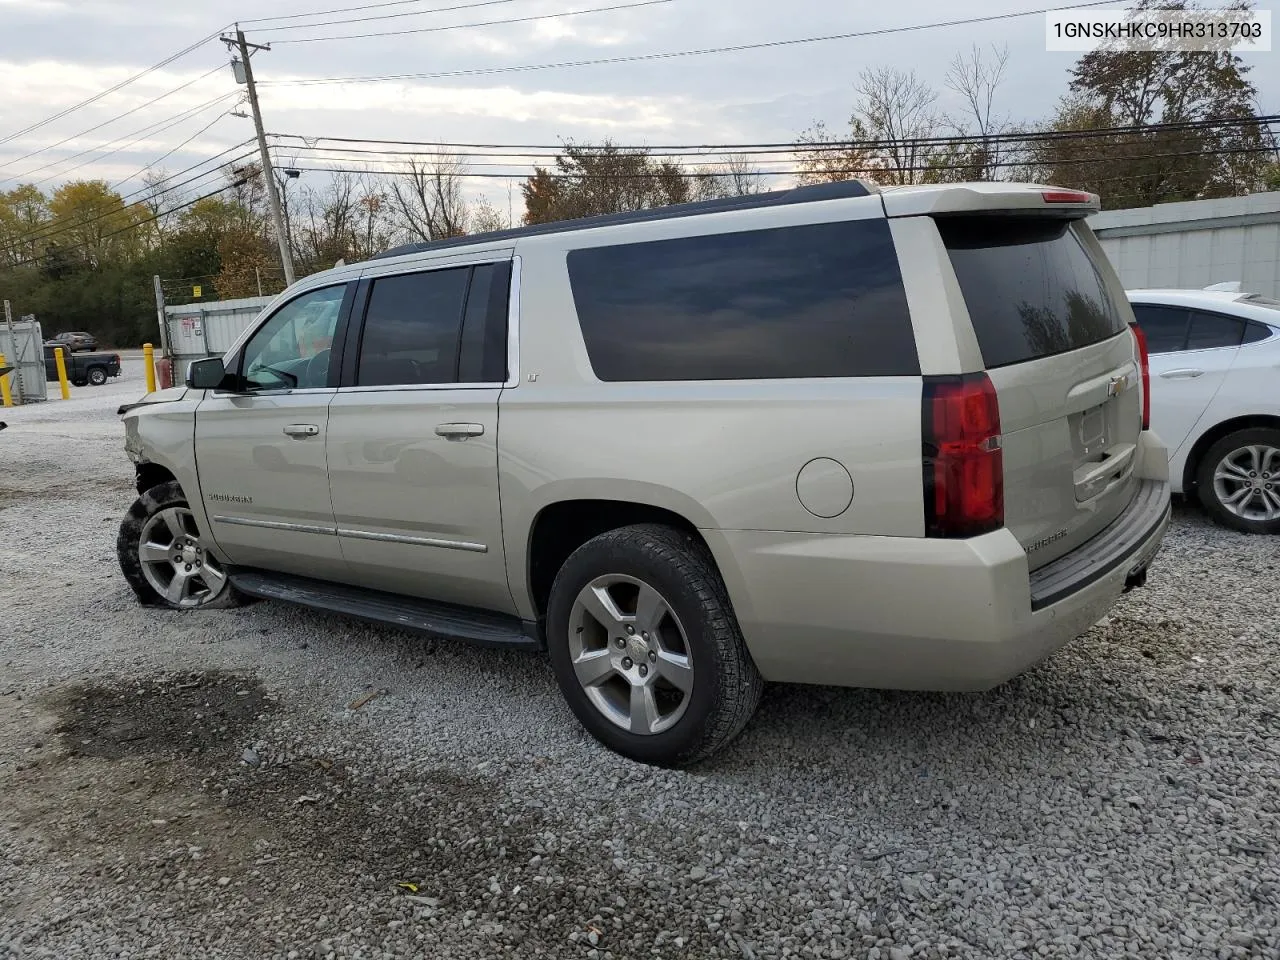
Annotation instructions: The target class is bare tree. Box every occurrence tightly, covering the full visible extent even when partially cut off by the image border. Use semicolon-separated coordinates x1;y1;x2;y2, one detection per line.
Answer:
352;177;393;260
469;197;510;234
943;44;1012;180
389;154;470;242
696;153;769;198
296;172;357;270
139;168;188;249
854;67;941;184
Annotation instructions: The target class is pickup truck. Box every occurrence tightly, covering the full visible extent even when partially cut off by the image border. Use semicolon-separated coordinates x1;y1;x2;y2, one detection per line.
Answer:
43;344;121;386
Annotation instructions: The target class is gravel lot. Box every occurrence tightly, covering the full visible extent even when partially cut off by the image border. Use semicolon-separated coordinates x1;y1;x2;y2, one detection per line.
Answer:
1;358;1277;960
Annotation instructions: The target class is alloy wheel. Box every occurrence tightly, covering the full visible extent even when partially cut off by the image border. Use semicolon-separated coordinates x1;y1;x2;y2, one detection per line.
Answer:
567;574;694;735
137;507;229;608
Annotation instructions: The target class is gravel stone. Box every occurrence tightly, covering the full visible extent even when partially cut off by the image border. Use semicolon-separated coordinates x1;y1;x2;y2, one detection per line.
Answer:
1;358;1278;959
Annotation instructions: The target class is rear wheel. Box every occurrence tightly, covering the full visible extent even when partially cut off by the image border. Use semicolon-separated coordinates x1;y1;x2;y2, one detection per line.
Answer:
546;523;762;766
117;481;245;608
1196;427;1280;534
87;366;108;386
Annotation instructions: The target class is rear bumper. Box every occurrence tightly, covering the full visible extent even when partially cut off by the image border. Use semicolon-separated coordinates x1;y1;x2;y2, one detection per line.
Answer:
705;479;1171;692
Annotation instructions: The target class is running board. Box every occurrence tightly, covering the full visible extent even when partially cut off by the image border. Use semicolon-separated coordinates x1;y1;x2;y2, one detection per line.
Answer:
229;570;541;650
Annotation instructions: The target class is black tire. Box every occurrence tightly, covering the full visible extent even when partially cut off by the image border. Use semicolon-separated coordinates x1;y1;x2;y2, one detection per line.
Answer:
87;366;108;386
117;481;247;609
1195;426;1280;534
546;523;763;766
71;379;87;388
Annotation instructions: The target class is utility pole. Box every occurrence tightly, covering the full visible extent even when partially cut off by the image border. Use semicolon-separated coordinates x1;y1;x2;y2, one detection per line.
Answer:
229;27;295;287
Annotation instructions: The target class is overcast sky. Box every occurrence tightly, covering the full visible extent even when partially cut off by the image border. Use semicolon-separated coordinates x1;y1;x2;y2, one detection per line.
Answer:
1;0;1276;213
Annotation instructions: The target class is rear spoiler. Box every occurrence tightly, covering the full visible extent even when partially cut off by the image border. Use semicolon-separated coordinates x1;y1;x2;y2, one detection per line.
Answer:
880;183;1100;219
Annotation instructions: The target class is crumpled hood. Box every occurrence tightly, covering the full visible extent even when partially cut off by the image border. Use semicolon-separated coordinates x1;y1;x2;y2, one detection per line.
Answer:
117;386;188;416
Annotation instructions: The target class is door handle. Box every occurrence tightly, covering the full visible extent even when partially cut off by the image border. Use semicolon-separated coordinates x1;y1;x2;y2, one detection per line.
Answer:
282;423;320;438
1159;369;1204;379
435;422;484;439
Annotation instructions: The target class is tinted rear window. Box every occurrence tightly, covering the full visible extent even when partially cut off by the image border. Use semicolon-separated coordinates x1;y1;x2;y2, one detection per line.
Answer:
567;219;918;381
937;217;1127;368
1186;310;1244;350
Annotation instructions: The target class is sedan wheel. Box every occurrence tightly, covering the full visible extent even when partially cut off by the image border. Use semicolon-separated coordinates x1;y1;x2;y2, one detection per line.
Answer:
1212;443;1280;523
1197;427;1280;534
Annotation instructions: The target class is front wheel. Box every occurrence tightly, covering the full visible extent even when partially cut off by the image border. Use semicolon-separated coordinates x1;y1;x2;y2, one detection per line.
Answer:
117;481;245;608
1196;427;1280;534
87;366;108;386
546;523;762;766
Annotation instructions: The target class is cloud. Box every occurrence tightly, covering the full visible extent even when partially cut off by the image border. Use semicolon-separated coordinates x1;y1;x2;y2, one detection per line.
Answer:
1;0;1275;205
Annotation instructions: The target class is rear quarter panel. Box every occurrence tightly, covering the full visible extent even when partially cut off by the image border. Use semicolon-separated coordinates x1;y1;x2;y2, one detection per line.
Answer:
498;199;925;620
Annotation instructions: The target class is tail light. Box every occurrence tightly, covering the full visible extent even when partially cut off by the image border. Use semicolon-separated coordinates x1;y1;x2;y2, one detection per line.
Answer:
1041;189;1094;204
922;373;1004;538
1129;322;1150;431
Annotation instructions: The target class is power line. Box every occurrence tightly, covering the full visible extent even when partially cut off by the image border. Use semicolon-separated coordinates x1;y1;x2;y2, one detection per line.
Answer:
24;93;239;189
9;145;257;250
271;0;674;43
0;64;227;181
259;0;1121;86
112;108;241;190
265;115;1280;162
273;131;1256;169
241;0;516;27
0;26;230;148
282;144;1280;180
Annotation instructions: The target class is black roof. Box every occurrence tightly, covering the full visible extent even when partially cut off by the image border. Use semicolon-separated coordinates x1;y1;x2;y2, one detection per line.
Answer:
373;179;876;261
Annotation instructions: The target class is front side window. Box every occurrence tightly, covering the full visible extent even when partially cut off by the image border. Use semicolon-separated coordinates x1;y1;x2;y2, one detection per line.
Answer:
1130;304;1190;354
240;285;346;391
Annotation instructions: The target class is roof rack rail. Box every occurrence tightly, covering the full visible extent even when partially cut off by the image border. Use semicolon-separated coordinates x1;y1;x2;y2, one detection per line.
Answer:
373;178;879;261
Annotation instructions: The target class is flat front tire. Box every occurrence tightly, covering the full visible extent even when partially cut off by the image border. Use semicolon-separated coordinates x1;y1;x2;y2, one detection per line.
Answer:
546;523;762;766
117;481;244;609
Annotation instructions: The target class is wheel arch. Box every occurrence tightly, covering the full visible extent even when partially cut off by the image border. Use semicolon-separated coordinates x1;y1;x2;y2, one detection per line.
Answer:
135;461;179;495
1182;414;1280;493
523;494;718;621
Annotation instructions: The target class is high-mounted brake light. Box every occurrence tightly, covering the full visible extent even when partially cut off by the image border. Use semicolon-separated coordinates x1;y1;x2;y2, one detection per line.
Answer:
1041;190;1093;204
1129;322;1151;431
922;374;1004;538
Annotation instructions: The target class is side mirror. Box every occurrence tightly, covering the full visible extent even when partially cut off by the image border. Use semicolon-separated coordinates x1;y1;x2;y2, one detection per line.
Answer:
186;357;226;390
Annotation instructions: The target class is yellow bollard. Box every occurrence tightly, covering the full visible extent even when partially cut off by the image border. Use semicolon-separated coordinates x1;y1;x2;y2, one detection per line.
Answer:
0;352;12;407
54;346;71;400
143;343;157;393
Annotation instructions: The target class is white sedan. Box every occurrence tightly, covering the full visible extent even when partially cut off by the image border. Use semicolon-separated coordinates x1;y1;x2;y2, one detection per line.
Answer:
1129;286;1280;534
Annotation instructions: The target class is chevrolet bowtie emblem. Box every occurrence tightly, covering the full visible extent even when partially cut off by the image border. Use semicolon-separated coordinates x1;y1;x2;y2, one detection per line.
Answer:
1107;374;1130;397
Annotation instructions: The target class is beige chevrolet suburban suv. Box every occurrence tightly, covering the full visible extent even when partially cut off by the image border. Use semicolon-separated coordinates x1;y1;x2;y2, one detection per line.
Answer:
116;180;1171;765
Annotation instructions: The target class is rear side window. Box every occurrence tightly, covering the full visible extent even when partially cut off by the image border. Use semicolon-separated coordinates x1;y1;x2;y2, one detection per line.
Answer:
938;217;1127;368
457;262;512;383
1186;310;1244;350
1131;304;1189;354
567;219;918;381
1243;322;1274;345
357;268;470;386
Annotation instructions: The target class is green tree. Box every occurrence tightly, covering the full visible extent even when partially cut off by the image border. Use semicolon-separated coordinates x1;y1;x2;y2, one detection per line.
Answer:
521;142;695;224
1031;0;1272;207
0;184;50;266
